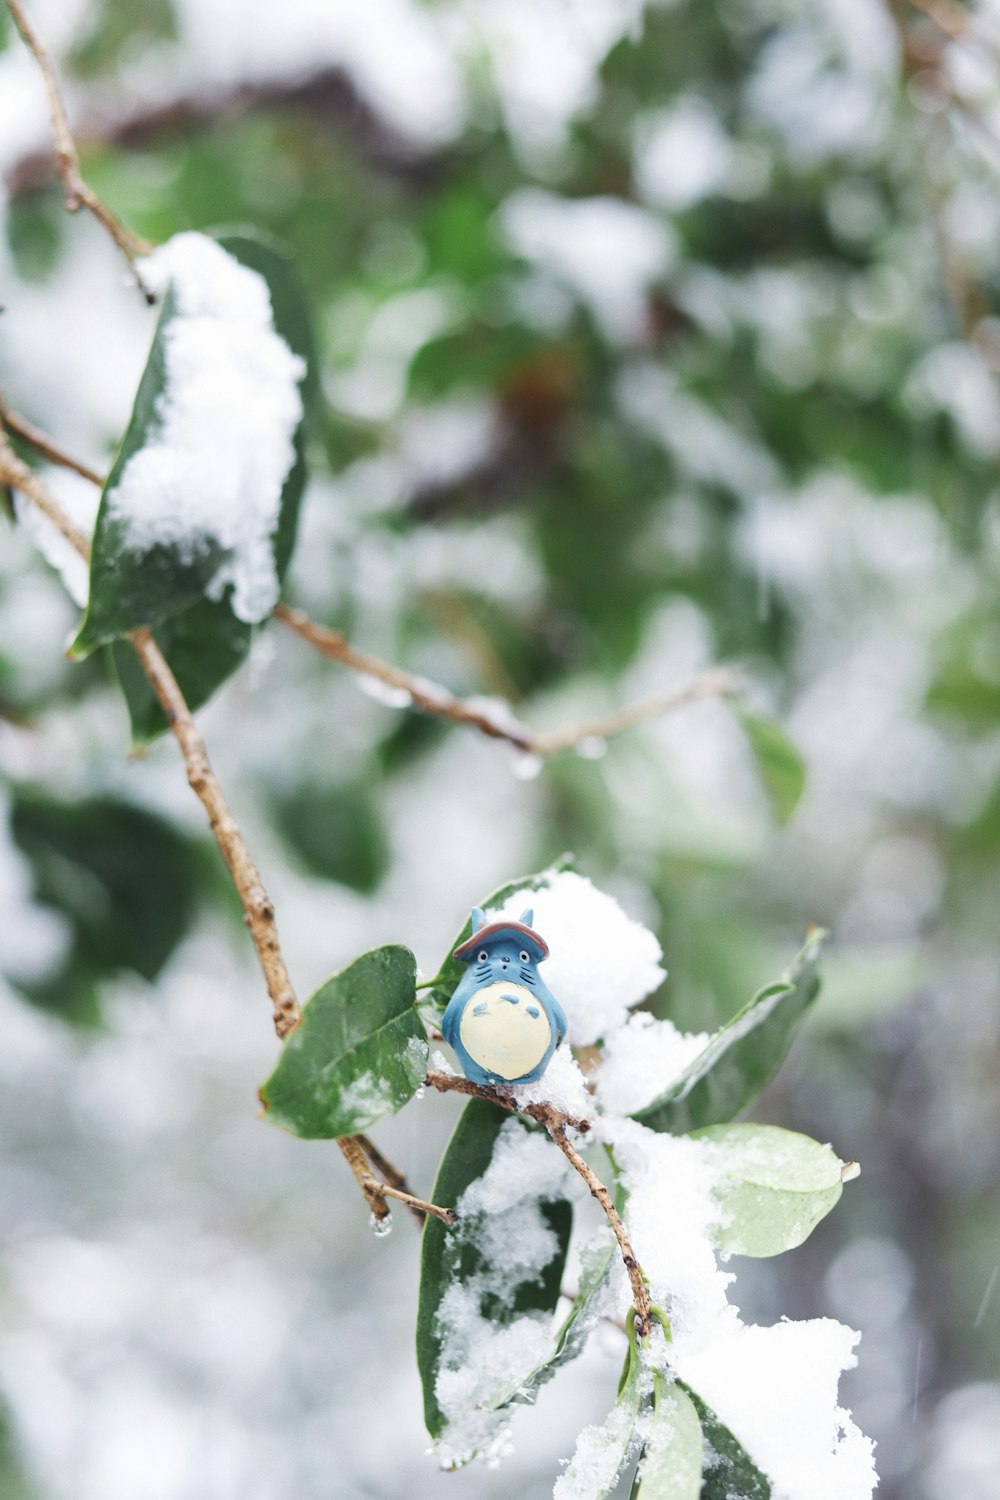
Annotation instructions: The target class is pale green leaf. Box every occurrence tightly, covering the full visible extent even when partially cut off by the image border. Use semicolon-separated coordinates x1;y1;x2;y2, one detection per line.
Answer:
693;1123;846;1258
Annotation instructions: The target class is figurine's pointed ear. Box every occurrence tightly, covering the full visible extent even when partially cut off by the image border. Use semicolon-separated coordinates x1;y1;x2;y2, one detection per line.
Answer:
519;907;534;926
471;907;487;933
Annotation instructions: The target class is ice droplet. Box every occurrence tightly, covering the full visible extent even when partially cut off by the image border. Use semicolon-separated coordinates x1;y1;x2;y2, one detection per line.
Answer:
510;750;543;780
575;735;608;761
371;1211;394;1238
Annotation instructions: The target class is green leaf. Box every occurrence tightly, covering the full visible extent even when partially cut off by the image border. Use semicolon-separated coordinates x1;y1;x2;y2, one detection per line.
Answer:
633;929;826;1134
633;1377;703;1500
422;856;574;1014
8;789;200;1025
692;1124;845;1258
739;712;806;825
72;231;317;736
556;1348;642;1500
681;1387;770;1500
416;1100;572;1448
260;946;426;1138
269;776;390;893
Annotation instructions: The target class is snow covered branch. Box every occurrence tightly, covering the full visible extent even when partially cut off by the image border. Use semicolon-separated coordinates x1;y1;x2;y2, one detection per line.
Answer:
425;1068;653;1335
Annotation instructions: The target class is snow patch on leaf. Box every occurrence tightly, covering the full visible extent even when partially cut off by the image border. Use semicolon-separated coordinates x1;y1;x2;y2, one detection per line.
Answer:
105;232;305;624
594;1011;710;1116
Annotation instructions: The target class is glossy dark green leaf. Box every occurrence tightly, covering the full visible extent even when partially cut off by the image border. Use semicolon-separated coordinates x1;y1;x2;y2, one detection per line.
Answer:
7;789;200;1026
269;777;390;893
422;857;574;1015
260;945;426;1138
416;1099;572;1447
632;1377;702;1500
633;930;826;1134
681;1386;770;1500
692;1124;845;1258
72;231;316;735
739;712;806;825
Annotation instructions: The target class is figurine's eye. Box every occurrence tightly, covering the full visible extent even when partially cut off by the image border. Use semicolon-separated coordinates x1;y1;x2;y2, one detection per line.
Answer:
477;950;489;963
519;950;530;963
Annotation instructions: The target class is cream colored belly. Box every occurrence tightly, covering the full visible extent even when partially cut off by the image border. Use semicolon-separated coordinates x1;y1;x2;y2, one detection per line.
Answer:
459;980;550;1079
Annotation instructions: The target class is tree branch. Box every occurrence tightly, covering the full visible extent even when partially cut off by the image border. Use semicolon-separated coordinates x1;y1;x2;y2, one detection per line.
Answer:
425;1069;651;1335
0;423;424;1224
338;1135;456;1227
544;1121;651;1339
4;0;152;275
275;602;739;759
1;406;741;758
424;1069;592;1134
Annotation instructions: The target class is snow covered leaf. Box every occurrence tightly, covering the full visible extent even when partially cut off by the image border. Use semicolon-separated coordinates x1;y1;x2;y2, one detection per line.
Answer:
498;1228;619;1412
259;946;426;1138
554;1347;642;1500
71;231;316;735
681;1387;770;1500
631;1377;702;1500
416;1101;573;1462
693;1124;845;1258
739;712;806;825
422;857;574;1014
633;930;825;1135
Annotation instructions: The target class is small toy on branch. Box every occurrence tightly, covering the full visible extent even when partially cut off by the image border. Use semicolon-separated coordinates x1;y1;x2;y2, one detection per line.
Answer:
442;908;567;1086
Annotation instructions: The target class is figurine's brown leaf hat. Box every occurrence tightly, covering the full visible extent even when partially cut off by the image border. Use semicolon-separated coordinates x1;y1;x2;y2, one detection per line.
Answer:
453;910;549;962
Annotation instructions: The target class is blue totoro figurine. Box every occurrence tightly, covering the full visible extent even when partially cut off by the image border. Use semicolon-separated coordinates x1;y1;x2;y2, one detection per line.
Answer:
442;906;568;1086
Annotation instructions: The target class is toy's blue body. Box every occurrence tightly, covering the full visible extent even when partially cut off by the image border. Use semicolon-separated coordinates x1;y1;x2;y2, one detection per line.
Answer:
442;907;567;1086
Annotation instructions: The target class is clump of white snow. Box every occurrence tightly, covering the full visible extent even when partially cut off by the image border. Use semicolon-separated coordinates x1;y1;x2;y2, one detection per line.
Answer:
490;870;666;1046
593;1011;710;1116
679;1320;877;1500
510;1045;593;1122
101;232;305;624
600;1118;735;1353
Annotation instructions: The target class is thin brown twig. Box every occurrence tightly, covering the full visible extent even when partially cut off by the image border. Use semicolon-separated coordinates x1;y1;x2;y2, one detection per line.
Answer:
356;1133;430;1224
4;0;152;275
545;1122;651;1339
424;1069;592;1134
0;428;423;1223
0;428;93;559
425;1070;650;1335
0;420;300;1036
0;398;105;487
339;1135;456;1227
275;603;740;759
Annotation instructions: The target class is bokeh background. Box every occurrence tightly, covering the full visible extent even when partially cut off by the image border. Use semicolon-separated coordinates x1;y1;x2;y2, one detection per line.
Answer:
2;0;1000;1496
